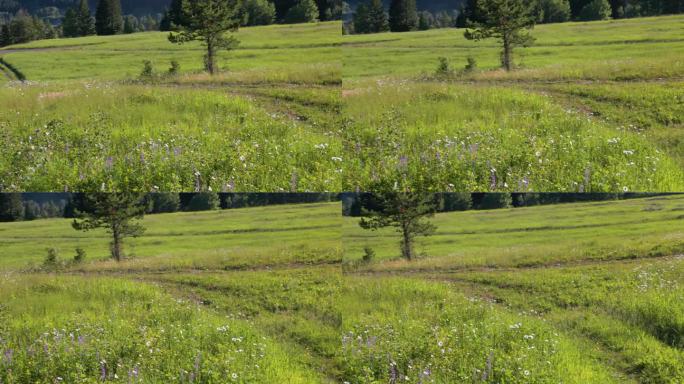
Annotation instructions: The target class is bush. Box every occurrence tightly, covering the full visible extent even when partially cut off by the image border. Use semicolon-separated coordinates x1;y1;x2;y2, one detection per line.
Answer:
362;246;375;262
240;0;276;26
464;57;477;73
579;0;611;21
44;248;58;267
186;192;221;212
140;60;154;78
168;60;180;75
74;247;86;263
435;57;452;76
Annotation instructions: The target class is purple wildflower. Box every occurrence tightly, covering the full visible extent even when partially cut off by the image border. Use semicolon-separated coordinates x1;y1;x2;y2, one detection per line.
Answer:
398;155;408;169
104;157;114;170
3;349;12;365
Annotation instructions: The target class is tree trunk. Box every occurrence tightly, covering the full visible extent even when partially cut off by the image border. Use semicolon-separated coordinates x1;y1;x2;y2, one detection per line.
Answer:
502;33;512;71
206;38;216;75
112;227;122;261
401;223;413;260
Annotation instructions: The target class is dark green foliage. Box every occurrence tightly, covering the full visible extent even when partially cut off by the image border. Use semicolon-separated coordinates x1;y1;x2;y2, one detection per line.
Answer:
187;192;220;211
168;59;180;75
285;0;320;23
435;56;452;76
578;0;612;20
76;0;96;36
388;0;417;31
418;10;433;30
146;193;180;213
464;56;477;72
74;247;86;263
359;186;437;261
464;0;537;71
0;193;24;222
538;0;571;22
478;193;513;209
167;0;240;75
438;193;473;211
3;10;52;45
61;8;80;37
95;0;123;35
123;15;137;33
0;24;10;46
353;0;388;33
239;0;276;26
44;247;58;266
140;60;154;78
362;246;375;262
71;193;146;262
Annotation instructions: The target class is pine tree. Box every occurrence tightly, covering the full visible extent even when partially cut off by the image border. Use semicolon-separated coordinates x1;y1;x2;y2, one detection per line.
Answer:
358;185;437;261
77;0;96;36
285;0;320;23
352;2;370;33
0;24;10;47
388;0;417;32
72;192;146;261
62;8;80;37
366;0;389;32
168;0;241;75
464;0;537;71
96;0;123;35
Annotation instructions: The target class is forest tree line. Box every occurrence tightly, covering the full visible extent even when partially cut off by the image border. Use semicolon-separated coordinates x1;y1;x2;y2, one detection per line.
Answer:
0;192;339;222
345;0;683;34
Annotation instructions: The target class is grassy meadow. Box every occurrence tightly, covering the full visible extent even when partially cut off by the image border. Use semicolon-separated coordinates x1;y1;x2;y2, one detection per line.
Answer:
0;202;343;383
341;15;684;191
342;194;684;383
0;22;342;191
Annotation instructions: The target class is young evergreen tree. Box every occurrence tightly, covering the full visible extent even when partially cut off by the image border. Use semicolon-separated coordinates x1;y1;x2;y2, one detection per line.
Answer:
358;188;437;261
71;193;146;262
464;0;536;71
95;0;123;35
77;0;96;36
62;8;80;37
0;24;10;47
352;2;370;33
366;0;389;32
168;0;240;75
388;0;417;31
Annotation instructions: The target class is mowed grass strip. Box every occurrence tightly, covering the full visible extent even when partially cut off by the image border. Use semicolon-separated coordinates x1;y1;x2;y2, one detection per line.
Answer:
0;202;341;271
344;195;684;270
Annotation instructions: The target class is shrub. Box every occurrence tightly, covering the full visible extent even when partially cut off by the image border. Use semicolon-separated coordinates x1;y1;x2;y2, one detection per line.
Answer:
362;246;375;262
435;57;452;76
140;60;154;78
285;0;319;23
169;60;180;75
44;248;58;267
74;247;86;263
464;56;477;73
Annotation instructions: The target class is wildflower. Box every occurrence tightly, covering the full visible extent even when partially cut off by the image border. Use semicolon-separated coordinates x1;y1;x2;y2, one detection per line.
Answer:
331;157;343;162
231;373;238;379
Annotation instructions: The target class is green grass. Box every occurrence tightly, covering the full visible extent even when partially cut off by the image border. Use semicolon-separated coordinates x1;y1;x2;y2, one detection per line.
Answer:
342;195;684;382
344;194;684;271
1;22;340;83
0;22;341;191
0;202;341;271
0;274;322;383
341;15;684;191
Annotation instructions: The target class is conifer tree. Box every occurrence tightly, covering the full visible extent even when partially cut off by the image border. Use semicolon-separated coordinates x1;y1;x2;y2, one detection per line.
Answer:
96;0;123;35
464;0;536;71
367;0;389;32
168;0;241;75
72;192;146;261
62;8;80;37
77;0;96;36
388;0;417;32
